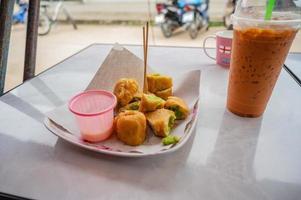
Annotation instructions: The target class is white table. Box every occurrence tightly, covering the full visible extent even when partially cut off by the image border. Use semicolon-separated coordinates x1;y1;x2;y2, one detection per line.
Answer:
0;44;300;200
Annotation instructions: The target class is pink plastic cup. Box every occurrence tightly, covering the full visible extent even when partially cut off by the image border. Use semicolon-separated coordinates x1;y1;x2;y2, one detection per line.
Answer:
68;90;117;143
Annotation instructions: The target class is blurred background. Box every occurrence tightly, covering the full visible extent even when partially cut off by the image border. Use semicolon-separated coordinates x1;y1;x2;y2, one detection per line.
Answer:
7;0;301;91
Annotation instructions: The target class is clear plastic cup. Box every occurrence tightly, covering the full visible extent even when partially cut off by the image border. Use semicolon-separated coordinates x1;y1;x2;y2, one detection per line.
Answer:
227;0;301;117
68;90;117;142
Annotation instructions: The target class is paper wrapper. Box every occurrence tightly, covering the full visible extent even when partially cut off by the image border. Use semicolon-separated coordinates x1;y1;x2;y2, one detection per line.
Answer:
45;45;201;155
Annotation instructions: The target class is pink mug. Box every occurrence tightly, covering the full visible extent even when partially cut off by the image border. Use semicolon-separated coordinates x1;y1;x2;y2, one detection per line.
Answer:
203;31;233;67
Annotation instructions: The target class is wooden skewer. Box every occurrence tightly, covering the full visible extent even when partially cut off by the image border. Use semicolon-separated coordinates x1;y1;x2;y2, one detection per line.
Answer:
143;22;149;93
145;22;149;69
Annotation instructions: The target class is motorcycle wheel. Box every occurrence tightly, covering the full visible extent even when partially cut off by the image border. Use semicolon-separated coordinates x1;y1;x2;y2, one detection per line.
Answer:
161;22;172;38
223;16;233;30
38;13;51;36
189;23;198;39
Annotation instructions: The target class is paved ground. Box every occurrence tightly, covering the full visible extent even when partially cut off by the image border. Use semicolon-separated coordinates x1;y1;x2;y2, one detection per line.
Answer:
53;0;225;22
6;24;301;92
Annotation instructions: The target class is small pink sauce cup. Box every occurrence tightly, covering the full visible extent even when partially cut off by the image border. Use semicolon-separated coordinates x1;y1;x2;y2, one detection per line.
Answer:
68;90;117;143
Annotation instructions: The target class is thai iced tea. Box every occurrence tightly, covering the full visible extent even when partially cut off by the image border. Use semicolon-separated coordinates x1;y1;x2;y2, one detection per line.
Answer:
227;27;297;117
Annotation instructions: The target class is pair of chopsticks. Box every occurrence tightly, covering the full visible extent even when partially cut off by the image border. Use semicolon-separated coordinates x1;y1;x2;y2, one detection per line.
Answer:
143;22;149;93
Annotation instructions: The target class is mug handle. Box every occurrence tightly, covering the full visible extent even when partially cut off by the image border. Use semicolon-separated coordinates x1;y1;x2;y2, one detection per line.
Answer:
202;35;216;60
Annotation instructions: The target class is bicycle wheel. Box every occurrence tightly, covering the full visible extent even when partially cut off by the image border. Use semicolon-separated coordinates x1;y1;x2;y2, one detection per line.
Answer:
38;13;51;36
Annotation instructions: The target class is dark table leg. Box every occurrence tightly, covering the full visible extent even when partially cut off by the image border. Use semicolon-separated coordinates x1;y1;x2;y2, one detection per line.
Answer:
23;0;40;81
283;64;301;87
0;0;15;94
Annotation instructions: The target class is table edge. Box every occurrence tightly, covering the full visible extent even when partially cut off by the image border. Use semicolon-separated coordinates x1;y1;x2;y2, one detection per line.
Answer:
0;192;33;200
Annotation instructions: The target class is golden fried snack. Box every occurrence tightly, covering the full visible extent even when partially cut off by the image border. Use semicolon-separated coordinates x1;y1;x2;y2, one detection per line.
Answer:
147;74;172;93
119;101;140;112
154;87;172;100
165;96;189;120
115;111;146;146
113;78;139;107
139;93;165;113
145;109;176;137
130;92;142;102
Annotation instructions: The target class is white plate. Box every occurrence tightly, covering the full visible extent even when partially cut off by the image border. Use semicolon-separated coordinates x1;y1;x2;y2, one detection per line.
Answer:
44;100;199;157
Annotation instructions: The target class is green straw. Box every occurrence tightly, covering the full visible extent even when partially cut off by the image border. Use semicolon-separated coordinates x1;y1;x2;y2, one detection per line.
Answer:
265;0;276;20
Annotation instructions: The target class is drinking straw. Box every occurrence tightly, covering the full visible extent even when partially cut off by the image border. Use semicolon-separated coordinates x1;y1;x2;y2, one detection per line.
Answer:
264;0;276;20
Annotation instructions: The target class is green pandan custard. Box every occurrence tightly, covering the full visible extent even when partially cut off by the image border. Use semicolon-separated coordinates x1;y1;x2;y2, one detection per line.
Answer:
165;96;189;120
119;101;140;112
168;114;176;129
162;135;180;146
147;94;164;102
128;101;140;110
167;105;183;119
163;114;176;135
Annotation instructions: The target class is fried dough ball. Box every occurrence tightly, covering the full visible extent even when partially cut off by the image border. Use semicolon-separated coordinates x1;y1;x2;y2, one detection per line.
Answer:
165;96;189;120
113;78;139;107
115;111;146;146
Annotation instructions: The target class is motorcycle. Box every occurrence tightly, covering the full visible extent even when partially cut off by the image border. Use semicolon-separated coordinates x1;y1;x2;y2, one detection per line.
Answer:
180;1;209;39
13;1;28;24
155;0;209;39
155;1;181;38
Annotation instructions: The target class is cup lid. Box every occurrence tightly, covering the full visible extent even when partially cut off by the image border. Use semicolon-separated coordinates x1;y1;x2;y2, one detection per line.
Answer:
232;0;301;28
